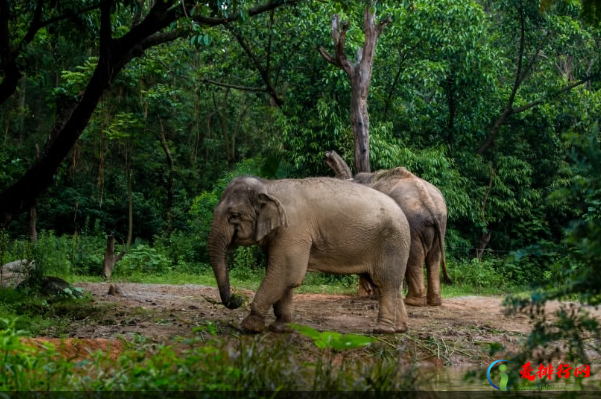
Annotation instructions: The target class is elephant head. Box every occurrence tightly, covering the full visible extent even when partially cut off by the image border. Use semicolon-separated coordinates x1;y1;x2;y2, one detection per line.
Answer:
207;177;288;309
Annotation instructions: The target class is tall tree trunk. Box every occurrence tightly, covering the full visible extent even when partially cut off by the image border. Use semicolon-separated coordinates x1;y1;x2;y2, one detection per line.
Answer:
158;119;174;237
318;3;390;174
28;205;37;243
28;143;40;243
125;146;133;248
102;233;126;279
319;3;389;297
213;90;234;164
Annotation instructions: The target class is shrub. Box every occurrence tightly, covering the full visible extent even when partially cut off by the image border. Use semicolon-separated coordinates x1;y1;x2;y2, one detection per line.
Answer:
114;244;171;276
69;233;106;275
448;258;505;290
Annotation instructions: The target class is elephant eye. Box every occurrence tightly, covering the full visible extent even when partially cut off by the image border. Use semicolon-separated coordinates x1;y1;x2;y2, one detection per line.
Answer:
228;213;241;223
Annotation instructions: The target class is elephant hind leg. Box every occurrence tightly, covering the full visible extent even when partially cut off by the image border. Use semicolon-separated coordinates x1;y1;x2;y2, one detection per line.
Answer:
395;284;408;333
269;288;293;333
372;286;397;334
404;243;427;307
371;255;404;334
425;249;442;306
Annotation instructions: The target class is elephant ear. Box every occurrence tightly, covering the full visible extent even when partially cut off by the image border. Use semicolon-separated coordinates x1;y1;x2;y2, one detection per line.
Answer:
255;193;288;241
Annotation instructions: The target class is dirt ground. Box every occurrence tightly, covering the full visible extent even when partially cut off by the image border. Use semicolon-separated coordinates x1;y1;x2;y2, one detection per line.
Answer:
36;282;594;366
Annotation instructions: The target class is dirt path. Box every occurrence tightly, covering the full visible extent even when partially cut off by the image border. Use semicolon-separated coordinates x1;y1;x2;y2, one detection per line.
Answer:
63;282;601;366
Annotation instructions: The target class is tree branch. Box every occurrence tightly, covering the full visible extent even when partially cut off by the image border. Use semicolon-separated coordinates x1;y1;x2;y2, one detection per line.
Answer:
226;24;283;107
21;0;45;47
376;16;392;37
477;75;596;155
204;79;268;92
317;46;339;67
512;75;596;114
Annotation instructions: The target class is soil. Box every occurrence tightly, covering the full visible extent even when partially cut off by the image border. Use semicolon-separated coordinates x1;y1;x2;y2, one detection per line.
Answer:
20;282;587;366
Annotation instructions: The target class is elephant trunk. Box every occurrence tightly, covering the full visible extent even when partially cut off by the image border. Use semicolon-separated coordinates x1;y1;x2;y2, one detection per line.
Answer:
324;150;353;180
208;222;242;309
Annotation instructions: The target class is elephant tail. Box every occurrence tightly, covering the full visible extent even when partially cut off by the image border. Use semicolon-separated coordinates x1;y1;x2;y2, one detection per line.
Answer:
434;203;452;285
441;244;452;285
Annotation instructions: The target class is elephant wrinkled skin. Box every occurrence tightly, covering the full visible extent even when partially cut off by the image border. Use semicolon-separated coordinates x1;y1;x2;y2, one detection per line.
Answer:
325;151;451;307
208;176;411;334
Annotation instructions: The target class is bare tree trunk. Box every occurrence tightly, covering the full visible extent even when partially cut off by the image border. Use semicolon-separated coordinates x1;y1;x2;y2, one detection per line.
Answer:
125;147;133;248
475;230;492;261
319;4;389;297
28;205;37;243
212;90;235;164
29;143;40;243
102;233;126;279
158;119;174;237
318;4;390;174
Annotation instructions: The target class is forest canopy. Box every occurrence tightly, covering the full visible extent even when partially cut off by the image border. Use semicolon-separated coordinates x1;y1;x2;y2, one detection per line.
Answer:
0;0;599;282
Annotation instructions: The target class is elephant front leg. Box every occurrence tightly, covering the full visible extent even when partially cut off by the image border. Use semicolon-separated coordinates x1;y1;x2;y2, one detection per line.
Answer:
269;288;293;333
241;249;308;334
240;275;283;333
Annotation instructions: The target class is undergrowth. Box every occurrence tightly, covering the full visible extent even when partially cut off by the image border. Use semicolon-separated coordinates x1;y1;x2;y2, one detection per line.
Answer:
0;318;421;391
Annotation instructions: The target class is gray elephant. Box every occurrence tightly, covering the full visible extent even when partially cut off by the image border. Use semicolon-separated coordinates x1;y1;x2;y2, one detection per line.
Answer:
208;176;411;334
324;151;451;306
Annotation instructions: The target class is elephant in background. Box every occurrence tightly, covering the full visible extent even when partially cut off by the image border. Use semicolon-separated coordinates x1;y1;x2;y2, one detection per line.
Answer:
324;150;451;306
208;176;411;334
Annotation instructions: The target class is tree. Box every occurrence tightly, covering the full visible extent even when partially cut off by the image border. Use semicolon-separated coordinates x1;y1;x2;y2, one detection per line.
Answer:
318;1;390;173
0;0;296;227
476;0;598;155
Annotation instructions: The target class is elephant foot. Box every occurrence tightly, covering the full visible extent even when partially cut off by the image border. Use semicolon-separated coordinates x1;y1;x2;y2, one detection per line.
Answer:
404;295;427;307
268;321;291;333
373;323;396;335
395;322;408;333
240;313;265;333
427;296;442;306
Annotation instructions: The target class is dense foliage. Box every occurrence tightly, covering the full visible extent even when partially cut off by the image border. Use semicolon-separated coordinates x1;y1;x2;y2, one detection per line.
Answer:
2;1;599;286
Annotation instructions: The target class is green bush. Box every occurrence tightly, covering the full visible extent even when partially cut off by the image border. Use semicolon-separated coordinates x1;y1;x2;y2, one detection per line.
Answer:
114;244;171;276
153;230;208;273
69;233;106;275
30;231;72;279
448;258;505;290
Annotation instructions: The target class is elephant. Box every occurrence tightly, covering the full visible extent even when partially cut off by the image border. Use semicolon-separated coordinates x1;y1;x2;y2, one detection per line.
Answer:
208;176;411;334
324;150;451;307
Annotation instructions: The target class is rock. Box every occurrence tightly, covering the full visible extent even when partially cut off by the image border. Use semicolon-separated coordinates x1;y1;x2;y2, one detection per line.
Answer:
0;259;35;288
40;276;83;298
108;284;122;296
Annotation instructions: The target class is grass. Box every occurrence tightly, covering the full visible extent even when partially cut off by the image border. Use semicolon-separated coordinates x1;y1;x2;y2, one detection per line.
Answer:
0;288;110;337
71;269;529;297
70;270;361;295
